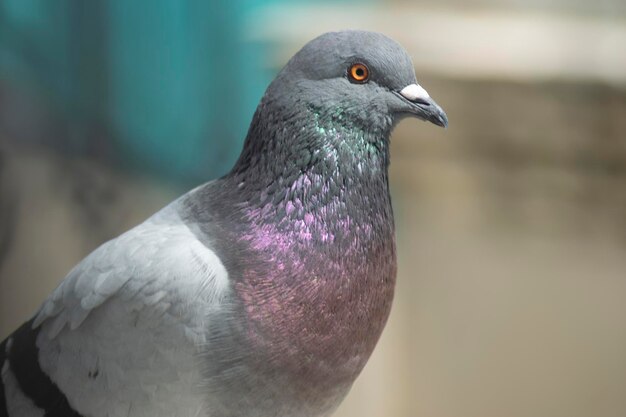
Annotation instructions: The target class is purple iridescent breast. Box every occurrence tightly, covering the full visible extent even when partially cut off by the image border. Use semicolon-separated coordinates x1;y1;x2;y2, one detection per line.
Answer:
235;199;396;391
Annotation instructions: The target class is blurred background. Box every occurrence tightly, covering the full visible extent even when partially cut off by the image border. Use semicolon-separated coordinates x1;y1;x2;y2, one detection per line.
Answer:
1;1;625;416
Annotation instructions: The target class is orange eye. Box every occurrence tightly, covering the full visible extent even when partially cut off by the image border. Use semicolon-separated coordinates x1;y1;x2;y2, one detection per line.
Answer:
348;63;369;83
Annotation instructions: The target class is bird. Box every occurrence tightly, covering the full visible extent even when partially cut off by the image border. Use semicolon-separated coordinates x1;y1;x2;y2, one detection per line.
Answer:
0;30;447;417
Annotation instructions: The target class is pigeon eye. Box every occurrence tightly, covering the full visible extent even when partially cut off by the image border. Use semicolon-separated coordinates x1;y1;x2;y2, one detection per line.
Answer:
348;63;369;83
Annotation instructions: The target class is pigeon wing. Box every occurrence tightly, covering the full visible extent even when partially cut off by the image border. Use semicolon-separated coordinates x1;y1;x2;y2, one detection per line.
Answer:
1;204;231;417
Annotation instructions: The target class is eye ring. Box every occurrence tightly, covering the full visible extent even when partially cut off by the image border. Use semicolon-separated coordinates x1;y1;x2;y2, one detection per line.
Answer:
348;63;369;83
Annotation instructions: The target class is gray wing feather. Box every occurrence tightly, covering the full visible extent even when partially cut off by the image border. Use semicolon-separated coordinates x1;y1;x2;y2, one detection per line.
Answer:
27;203;232;417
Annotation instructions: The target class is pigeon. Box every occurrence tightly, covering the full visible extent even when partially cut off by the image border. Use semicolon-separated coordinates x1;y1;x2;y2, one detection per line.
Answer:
0;30;447;417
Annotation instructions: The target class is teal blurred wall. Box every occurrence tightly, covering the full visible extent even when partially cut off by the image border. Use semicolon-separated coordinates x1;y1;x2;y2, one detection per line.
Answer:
0;0;292;181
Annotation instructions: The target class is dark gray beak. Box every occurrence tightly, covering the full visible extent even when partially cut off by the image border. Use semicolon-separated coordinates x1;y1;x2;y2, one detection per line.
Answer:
395;84;448;128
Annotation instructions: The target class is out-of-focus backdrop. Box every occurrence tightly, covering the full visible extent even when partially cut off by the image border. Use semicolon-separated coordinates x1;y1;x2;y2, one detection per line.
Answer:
1;1;625;416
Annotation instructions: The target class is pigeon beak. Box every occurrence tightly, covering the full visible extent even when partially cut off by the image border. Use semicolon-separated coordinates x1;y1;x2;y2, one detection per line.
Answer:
395;83;448;128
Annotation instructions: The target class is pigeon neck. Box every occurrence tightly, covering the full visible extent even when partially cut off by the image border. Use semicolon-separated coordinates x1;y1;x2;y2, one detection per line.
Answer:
229;98;395;222
219;100;397;391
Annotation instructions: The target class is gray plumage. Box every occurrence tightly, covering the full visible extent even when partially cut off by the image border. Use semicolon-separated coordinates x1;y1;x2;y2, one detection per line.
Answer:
0;30;447;417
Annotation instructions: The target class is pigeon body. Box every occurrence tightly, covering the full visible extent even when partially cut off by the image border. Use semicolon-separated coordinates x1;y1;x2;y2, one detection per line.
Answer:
0;31;447;417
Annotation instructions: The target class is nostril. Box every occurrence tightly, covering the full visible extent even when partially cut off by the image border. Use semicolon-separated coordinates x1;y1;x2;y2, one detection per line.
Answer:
412;98;430;106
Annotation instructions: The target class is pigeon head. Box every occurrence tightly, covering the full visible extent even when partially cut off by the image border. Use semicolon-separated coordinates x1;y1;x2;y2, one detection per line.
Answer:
277;30;448;129
231;30;447;186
